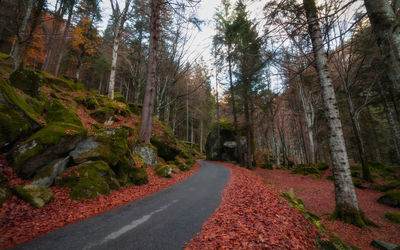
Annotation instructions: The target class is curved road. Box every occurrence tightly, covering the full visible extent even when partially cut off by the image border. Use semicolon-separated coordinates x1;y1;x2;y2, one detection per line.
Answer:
12;161;230;250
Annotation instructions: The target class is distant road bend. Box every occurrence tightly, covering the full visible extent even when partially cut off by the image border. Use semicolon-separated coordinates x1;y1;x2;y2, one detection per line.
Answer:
12;161;230;250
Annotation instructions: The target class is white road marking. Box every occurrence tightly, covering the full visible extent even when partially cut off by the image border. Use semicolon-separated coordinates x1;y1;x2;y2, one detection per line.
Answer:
83;200;178;250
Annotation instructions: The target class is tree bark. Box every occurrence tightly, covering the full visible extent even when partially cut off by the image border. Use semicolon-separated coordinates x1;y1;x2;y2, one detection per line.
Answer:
364;0;400;89
304;0;368;227
12;0;34;71
139;0;162;143
108;31;120;99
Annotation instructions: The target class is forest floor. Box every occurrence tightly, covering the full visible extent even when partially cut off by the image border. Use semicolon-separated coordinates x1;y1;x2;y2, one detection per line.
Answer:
186;162;320;249
254;167;400;249
0;155;201;249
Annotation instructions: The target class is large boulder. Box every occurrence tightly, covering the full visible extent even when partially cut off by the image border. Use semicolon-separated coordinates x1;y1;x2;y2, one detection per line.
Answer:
12;184;54;208
150;136;180;161
0;104;31;149
205;121;238;162
11;122;86;178
0;173;10;207
44;99;83;126
56;161;120;200
9;69;42;97
155;165;172;178
69;127;130;166
31;156;70;186
378;190;400;208
114;156;148;186
132;144;158;167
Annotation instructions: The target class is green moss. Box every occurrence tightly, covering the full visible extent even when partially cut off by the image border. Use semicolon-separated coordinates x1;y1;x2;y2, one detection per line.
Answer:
151;136;180;161
12;184;54;208
0;78;43;125
114;92;127;104
0;52;9;59
372;180;400;192
114;156;148;186
331;205;378;228
326;175;334;181
56;161;118;200
12;122;86;167
378;190;400;208
128;103;142;115
44;99;83;126
43;75;84;91
262;161;273;169
90;107;115;123
9;69;42;97
316;162;329;171
0;173;10;207
384;212;400;223
155;165;172;178
75;96;98;110
291;166;320;177
0;104;32;148
368;161;385;170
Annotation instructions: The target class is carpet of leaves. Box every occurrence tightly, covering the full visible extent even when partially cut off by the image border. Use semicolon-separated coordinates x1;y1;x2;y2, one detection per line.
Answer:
255;168;400;249
0;155;201;249
186;162;320;249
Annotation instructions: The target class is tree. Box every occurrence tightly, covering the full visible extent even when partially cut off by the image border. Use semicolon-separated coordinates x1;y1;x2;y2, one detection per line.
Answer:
364;0;400;90
303;0;373;227
107;0;133;100
139;0;163;143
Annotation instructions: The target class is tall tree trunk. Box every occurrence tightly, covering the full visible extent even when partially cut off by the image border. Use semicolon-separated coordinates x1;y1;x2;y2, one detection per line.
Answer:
12;0;34;71
364;0;400;89
200;118;203;153
244;97;252;169
53;1;75;76
108;31;120;99
304;0;369;227
378;80;400;161
138;0;162;143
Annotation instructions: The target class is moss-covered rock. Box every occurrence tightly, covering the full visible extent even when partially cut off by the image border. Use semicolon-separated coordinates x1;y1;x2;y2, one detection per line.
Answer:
114;156;148;186
69;127;130;167
155;165;172;178
56;161;119;200
384;212;400;224
0;104;32;149
132;144;158;167
316;162;329;171
151;136;180;161
44;99;82;126
43;75;84;91
12;184;54;208
11;122;86;178
378;190;400;208
0;78;42;126
373;180;400;192
31;156;70;186
75;96;98;110
370;239;399;250
0;173;10;207
9;69;42;97
90;107;115;124
114;92;127;104
174;157;191;171
291;166;320;177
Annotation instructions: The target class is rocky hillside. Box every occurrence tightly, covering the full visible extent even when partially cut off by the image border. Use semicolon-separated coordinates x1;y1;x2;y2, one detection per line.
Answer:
0;54;201;208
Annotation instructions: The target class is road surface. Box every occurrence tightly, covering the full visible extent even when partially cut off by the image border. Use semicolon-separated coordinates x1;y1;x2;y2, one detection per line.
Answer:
12;161;230;250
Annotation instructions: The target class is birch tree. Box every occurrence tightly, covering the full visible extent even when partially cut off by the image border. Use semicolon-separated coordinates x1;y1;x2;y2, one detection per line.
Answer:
303;0;373;227
108;0;132;100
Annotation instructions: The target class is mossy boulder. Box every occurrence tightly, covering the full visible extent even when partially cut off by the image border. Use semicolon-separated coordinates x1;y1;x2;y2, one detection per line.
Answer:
174;157;191;171
151;136;180;161
0;78;42;126
378;190;400;208
291;166;320;176
90;107;115;124
12;184;54;208
114;156;148;186
69;127;130;167
75;95;99;110
316;162;329;171
132;144;158;167
384;212;400;224
373;180;400;192
370;239;399;250
44;99;82;126
205;120;238;161
11;122;86;178
31;156;70;186
9;69;42;97
43;75;84;91
0;104;32;149
56;161;119;200
0;173;10;207
114;92;127;104
155;165;172;178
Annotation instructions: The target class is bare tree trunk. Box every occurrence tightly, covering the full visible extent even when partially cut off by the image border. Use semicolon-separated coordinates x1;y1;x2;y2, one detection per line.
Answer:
108;32;120;99
138;0;162;143
200;118;203;153
98;73;104;94
12;0;34;71
364;0;400;89
378;80;400;161
190;117;194;149
304;0;369;227
244;98;252;169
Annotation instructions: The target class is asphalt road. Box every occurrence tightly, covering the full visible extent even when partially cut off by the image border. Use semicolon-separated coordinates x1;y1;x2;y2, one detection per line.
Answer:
12;161;230;250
